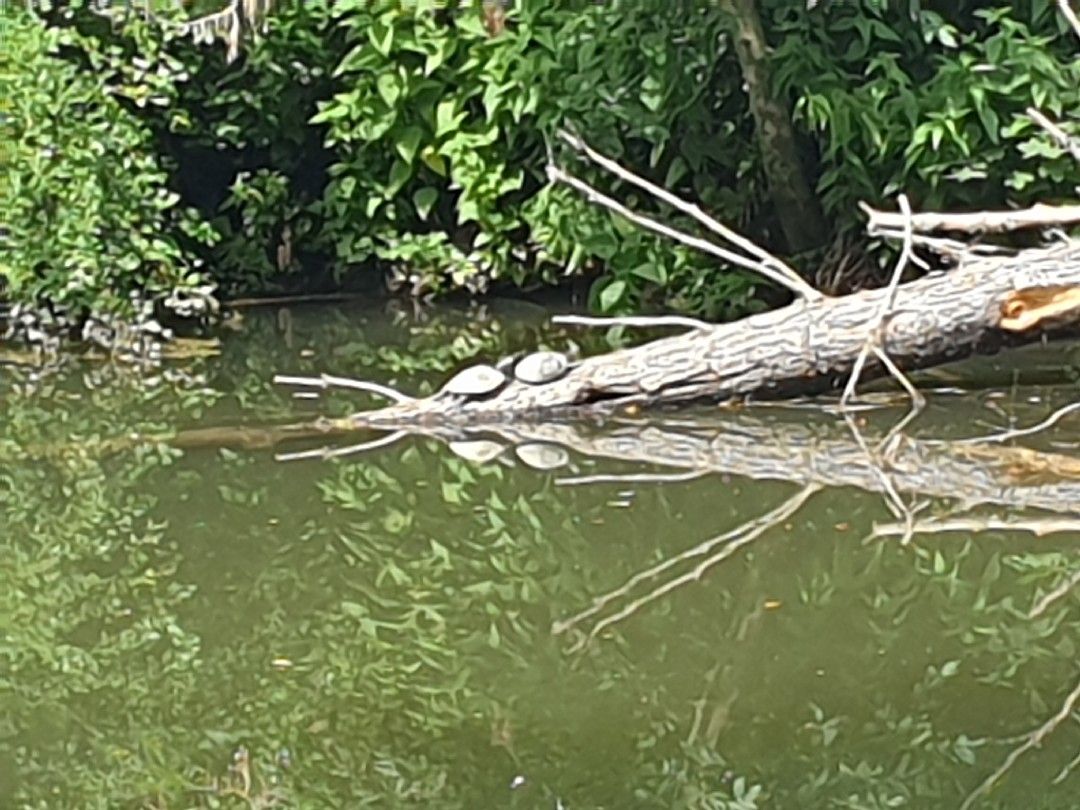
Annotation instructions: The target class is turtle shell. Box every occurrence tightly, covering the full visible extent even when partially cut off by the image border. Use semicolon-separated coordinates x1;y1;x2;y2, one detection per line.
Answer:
513;351;570;385
515;442;570;470
448;439;505;463
441;363;507;397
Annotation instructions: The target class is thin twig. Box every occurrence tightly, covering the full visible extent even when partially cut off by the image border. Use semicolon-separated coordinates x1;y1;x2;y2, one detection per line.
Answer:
1053;743;1080;785
1058;0;1080;42
558;131;821;301
274;430;406;462
960;674;1080;810
843;410;917;543
547;165;821;300
1027;107;1080;164
551;314;713;332
1030;564;1080;618
954;401;1080;445
273;373;413;404
871;227;1010;257
875;347;924;407
844;194;921;410
556;470;709;486
554;484;819;647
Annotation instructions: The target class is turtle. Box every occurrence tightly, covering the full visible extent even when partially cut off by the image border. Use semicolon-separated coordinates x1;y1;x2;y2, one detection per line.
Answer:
512;350;572;385
440;363;507;398
515;442;570;470
448;439;506;464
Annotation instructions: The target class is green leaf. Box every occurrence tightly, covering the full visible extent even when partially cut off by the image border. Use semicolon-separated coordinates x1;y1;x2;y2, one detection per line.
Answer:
369;21;394;57
631;263;667;285
413;186;438;220
599;279;627;311
394;125;423;165
435;99;464;137
310;102;348;124
387;159;412;197
421;145;448;176
376;73;400;108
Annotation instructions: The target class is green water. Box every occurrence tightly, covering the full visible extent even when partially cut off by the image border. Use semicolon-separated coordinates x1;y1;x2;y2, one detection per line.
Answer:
2;303;1080;809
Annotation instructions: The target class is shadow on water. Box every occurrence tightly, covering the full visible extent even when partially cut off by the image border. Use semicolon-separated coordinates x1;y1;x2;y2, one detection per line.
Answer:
1;301;1079;808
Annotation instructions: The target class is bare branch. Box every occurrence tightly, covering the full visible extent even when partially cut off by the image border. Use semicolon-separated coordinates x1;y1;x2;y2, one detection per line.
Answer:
553;484;819;649
953;401;1080;445
273;373;414;404
844;194;922;412
862;202;1080;235
1028;107;1080;164
842;410;918;543
1053;744;1080;785
870;516;1080;542
547;165;823;301
1030;564;1080;618
551;314;712;332
558;131;819;300
1058;0;1080;42
557;470;709;486
275;430;407;462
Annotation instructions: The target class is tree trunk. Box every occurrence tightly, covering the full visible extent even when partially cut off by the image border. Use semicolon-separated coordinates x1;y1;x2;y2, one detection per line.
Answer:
719;0;828;253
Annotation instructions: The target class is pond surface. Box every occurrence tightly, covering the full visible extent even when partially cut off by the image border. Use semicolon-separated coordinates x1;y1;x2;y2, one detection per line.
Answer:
2;301;1080;809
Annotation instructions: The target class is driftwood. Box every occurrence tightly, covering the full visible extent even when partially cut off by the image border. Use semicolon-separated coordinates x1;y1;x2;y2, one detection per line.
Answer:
338;239;1080;427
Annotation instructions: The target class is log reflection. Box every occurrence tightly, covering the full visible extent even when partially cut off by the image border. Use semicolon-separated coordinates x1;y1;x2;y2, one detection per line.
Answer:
458;411;1080;516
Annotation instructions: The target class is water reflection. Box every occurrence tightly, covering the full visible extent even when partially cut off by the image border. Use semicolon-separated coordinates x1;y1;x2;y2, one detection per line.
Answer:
1;303;1079;808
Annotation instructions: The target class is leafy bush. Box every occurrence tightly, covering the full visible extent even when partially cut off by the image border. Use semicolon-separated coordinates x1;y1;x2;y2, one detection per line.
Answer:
772;1;1080;227
7;0;1080;335
153;0;345;296
0;8;216;331
314;0;762;316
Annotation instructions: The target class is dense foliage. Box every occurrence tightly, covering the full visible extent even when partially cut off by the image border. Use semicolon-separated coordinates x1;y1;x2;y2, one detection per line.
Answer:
0;8;218;335
3;0;1080;333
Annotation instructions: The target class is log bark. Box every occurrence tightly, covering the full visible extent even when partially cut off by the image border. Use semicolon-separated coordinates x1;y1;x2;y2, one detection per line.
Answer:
350;242;1080;428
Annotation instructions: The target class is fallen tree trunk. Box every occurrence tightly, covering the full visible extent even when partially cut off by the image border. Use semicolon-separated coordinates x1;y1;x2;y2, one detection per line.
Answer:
347;240;1080;427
